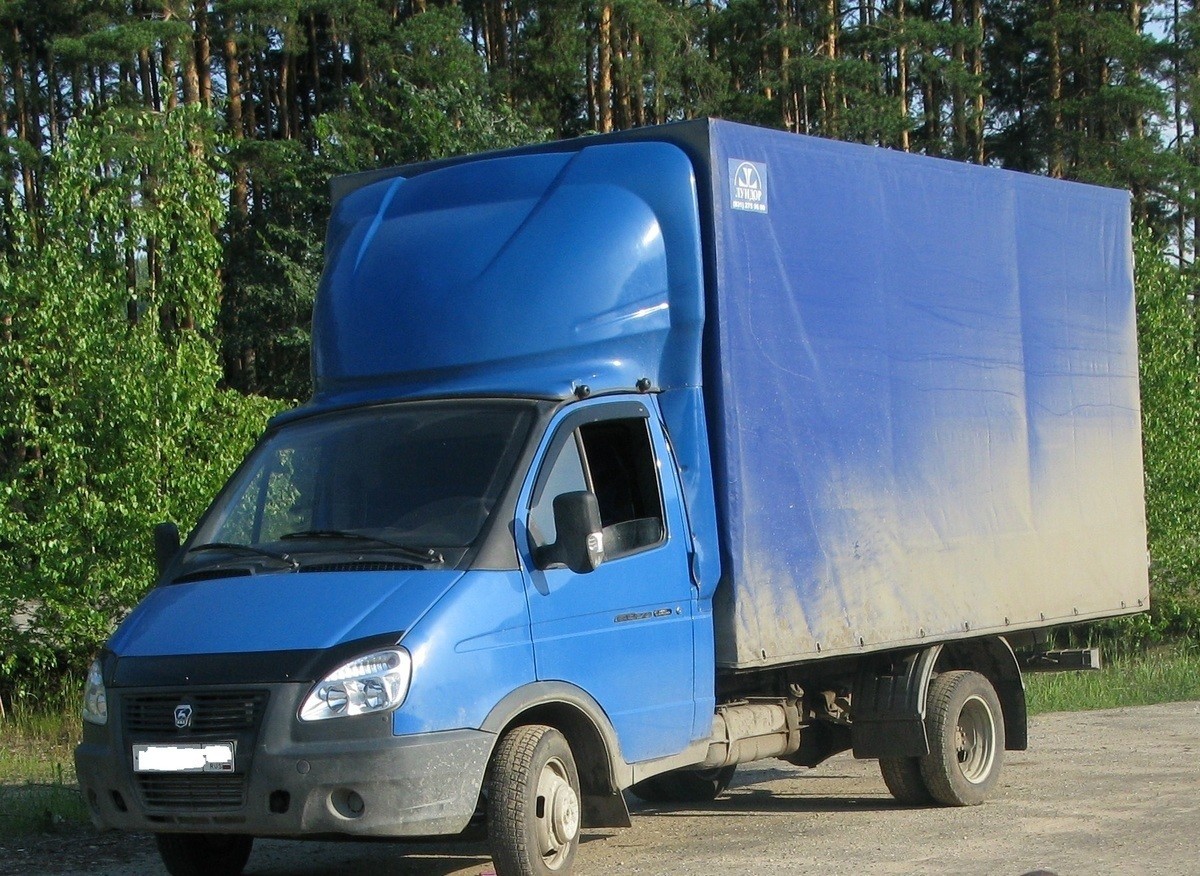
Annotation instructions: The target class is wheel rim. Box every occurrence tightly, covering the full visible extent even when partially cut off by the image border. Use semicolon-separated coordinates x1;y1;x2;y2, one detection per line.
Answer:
955;694;997;784
534;755;579;870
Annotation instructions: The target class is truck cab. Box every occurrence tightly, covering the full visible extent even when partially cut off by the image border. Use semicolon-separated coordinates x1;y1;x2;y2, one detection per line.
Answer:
77;133;721;876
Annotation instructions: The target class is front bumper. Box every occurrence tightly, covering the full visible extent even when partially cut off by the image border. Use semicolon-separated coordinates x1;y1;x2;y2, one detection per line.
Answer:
74;682;494;838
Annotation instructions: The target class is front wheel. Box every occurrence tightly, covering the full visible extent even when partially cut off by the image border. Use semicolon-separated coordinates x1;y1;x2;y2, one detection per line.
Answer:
919;670;1005;806
487;724;582;876
155;833;253;876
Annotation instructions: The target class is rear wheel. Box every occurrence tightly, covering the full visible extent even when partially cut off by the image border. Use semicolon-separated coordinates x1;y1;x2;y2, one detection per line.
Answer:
879;756;933;805
155;833;253;876
628;765;737;803
919;670;1004;806
487;724;581;876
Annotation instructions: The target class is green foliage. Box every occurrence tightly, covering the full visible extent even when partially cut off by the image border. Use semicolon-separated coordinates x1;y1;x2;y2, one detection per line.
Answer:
313;9;548;171
218;6;548;399
1025;642;1200;715
1134;232;1200;640
0;107;278;702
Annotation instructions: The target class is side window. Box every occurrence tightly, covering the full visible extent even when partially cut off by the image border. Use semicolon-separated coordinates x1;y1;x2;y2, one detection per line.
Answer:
529;415;665;562
528;435;588;548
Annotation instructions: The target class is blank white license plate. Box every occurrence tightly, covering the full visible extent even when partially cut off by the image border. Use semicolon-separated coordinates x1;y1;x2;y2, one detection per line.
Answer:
133;742;236;773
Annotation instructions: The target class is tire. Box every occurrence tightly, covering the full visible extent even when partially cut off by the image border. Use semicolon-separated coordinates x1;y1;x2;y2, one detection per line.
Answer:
487;725;582;876
628;765;737;803
155;833;253;876
879;756;933;805
919;670;1005;806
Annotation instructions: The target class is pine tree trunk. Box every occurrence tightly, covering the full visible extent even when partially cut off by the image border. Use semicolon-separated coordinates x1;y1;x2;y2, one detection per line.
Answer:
1173;0;1185;265
138;47;157;109
825;0;839;136
71;62;85;117
196;1;212;108
163;24;180;110
308;14;321;117
1049;0;1064;178
615;22;632;129
599;4;613;132
288;53;300;139
0;63;7;145
12;28;37;209
779;0;793;131
281;53;291;139
223;17;248;220
633;29;646;127
1129;0;1144;141
920;0;938;151
331;17;345;92
585;19;597;129
897;0;910;151
972;0;984;163
43;50;60;146
951;0;967;155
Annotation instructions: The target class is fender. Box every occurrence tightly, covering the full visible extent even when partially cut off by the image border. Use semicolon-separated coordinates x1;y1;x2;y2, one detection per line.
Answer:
480;681;710;827
851;645;943;759
850;637;1027;759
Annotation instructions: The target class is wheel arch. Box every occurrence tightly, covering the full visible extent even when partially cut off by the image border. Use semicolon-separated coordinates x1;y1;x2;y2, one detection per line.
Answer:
851;636;1027;758
481;682;632;828
937;637;1027;751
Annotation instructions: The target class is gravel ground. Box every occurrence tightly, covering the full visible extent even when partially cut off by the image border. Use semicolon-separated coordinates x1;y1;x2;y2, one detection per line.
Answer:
4;700;1198;876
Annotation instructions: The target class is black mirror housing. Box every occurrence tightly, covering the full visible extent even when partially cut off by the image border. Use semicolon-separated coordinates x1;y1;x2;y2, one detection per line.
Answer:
536;491;605;574
154;522;181;578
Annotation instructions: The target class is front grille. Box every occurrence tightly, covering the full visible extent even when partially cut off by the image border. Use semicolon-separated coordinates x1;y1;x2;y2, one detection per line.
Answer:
123;690;269;734
137;774;246;811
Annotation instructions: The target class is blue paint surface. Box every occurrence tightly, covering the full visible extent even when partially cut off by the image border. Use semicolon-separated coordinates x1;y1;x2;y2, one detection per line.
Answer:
110;571;462;656
312;142;705;405
513;396;700;762
392;571;535;735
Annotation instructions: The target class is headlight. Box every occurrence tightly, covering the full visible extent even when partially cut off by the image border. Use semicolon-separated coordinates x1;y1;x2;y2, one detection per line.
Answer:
299;648;412;722
82;658;108;725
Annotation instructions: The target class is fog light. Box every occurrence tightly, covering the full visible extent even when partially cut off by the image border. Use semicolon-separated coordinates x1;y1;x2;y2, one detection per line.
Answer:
330;788;366;819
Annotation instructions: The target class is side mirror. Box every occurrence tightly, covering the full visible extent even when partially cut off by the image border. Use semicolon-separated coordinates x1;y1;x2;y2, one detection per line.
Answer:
154;522;181;577
535;491;605;574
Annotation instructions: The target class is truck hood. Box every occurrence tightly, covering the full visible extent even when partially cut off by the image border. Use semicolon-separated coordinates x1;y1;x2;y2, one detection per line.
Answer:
108;569;464;658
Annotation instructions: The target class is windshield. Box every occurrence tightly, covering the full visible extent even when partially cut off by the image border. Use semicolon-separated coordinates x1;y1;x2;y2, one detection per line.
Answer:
188;401;535;566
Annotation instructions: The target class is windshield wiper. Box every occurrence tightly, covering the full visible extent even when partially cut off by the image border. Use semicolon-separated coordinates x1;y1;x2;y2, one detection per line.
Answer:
185;542;300;571
279;530;444;565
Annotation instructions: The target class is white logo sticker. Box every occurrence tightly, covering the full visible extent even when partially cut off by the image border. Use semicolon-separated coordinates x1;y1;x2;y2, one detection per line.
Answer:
729;159;768;213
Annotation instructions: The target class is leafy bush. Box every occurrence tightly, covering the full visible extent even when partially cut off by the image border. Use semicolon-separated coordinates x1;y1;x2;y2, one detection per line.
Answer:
0;107;278;704
1134;233;1200;642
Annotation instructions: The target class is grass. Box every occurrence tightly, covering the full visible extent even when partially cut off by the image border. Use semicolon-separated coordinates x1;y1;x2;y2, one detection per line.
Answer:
0;698;89;836
1025;642;1200;714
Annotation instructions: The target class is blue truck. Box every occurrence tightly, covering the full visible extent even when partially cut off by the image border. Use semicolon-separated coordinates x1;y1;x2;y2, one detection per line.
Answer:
75;119;1149;876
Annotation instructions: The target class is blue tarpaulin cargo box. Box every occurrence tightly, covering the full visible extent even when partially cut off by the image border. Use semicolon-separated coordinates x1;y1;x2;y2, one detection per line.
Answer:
695;122;1147;667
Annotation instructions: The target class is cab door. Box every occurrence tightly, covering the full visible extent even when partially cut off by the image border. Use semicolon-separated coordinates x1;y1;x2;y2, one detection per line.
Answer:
517;399;697;763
